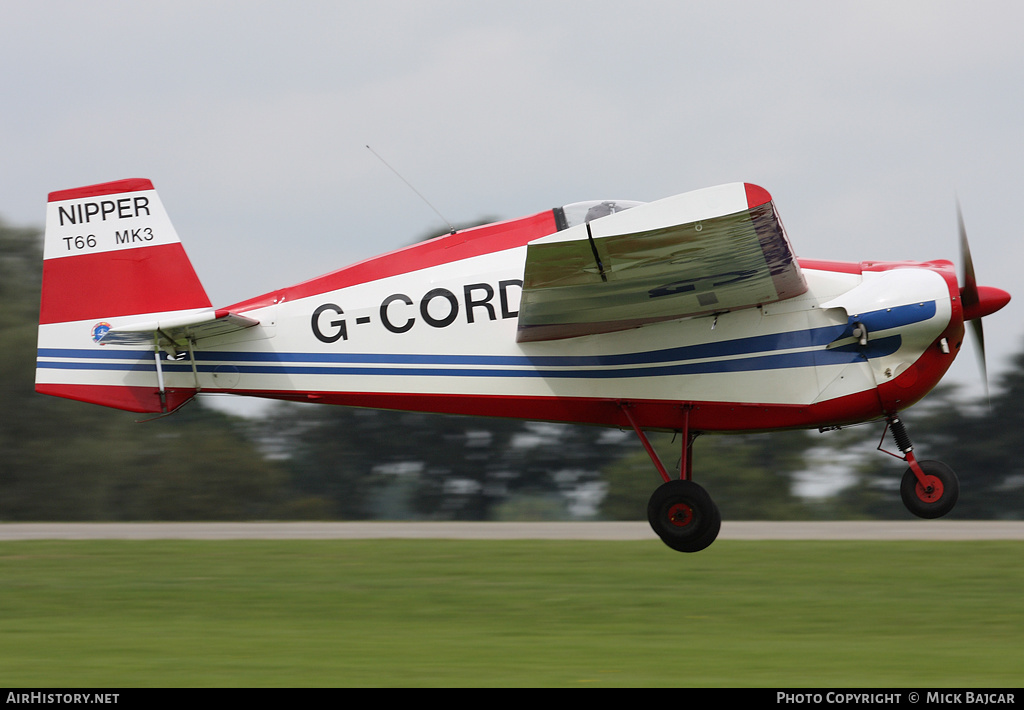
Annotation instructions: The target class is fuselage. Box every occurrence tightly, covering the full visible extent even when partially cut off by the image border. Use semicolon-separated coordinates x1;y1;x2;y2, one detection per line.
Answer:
189;213;965;433
35;194;967;431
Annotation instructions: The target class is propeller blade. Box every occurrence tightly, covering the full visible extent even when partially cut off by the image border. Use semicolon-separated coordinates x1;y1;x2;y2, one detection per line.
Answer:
958;200;979;313
958;201;986;403
955;201;1011;406
970;316;989;405
957;202;1003;407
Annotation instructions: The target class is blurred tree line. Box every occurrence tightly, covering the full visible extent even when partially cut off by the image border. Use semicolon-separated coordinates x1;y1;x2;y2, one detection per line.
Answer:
2;218;1021;521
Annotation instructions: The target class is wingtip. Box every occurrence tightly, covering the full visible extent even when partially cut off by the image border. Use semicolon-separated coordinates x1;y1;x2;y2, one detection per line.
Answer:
744;183;772;209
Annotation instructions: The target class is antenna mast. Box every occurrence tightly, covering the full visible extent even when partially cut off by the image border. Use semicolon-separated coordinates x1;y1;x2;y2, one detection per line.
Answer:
366;145;456;235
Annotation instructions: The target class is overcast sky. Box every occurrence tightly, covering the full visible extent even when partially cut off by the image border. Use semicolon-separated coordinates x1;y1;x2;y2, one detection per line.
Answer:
4;1;1022;402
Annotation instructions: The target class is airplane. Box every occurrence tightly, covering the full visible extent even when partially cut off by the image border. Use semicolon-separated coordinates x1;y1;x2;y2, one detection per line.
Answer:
35;178;1010;552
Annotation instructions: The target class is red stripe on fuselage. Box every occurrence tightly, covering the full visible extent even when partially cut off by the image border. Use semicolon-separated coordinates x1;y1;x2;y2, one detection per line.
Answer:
224;210;560;312
214;387;888;433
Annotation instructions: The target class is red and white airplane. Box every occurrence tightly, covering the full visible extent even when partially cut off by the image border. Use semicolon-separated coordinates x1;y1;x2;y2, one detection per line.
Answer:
35;178;1010;551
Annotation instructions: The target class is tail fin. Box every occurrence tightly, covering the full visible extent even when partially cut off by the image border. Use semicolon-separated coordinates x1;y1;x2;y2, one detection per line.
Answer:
36;178;212;413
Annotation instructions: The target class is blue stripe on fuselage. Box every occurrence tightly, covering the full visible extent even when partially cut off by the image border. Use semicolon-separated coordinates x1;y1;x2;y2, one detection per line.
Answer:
36;301;932;379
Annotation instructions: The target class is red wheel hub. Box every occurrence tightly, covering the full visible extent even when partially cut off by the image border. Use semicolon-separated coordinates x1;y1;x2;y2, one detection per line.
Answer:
667;502;694;527
915;475;944;503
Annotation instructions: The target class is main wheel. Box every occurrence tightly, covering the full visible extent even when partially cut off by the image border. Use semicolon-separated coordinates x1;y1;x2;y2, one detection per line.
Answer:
900;460;959;519
647;479;721;553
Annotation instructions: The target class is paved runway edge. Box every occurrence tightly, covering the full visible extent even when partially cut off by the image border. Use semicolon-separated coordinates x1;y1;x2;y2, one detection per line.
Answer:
1;521;1023;541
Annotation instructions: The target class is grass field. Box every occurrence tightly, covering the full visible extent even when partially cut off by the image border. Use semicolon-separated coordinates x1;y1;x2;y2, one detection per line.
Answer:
0;539;1021;687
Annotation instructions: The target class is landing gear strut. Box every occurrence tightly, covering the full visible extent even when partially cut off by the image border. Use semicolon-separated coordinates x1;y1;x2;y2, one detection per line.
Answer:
881;416;960;519
621;404;722;553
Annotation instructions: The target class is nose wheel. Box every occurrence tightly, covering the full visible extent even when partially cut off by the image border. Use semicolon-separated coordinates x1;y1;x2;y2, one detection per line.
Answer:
900;459;959;519
882;416;960;519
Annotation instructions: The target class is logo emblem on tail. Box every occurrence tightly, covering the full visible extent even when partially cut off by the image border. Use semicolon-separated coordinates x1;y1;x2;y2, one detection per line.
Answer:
91;322;111;344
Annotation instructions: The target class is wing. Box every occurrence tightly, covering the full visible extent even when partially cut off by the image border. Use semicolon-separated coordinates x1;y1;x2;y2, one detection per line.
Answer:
516;183;806;342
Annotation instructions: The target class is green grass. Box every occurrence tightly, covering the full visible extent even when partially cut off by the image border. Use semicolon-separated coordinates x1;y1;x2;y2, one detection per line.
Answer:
0;540;1021;687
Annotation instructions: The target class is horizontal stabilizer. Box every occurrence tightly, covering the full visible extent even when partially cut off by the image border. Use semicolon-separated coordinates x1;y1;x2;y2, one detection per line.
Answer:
99;309;260;348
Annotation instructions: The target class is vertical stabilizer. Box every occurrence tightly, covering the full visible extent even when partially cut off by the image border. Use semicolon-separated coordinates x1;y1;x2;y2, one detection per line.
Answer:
36;179;212;412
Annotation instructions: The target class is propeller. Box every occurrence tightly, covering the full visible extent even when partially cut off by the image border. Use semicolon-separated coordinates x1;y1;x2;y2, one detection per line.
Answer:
956;202;1011;402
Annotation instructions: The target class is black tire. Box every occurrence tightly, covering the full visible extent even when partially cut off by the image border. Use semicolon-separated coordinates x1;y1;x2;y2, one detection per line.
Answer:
647;479;722;553
900;460;959;519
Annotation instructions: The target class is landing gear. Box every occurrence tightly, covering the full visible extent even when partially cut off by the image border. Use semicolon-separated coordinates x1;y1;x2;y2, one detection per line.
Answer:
882;416;960;519
647;479;722;553
900;460;959;519
620;403;721;553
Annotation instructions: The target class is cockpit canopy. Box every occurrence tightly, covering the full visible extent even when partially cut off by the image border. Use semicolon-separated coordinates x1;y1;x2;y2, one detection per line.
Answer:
557;200;645;230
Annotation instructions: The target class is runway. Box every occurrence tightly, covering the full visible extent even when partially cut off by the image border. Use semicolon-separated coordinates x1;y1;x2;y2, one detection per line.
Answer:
1;521;1023;541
